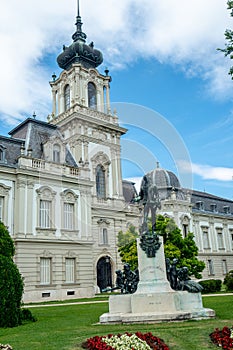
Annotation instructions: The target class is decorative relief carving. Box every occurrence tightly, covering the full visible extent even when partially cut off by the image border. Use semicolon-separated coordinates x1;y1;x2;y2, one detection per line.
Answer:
0;184;11;195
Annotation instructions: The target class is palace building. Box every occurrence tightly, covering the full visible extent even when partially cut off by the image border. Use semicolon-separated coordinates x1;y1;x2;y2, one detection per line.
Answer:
0;4;233;303
0;7;139;302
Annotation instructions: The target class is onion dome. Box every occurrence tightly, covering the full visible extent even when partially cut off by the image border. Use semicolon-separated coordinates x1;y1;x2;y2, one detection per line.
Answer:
57;1;103;70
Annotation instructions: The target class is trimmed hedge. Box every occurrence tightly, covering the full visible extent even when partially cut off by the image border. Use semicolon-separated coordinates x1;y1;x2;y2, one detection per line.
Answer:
199;279;222;293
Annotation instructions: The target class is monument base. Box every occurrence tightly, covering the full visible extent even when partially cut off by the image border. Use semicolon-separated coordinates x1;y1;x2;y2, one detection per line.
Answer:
99;292;215;324
100;238;215;324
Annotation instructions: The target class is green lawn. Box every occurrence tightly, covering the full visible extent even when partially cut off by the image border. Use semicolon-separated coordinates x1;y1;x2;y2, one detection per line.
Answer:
0;295;233;350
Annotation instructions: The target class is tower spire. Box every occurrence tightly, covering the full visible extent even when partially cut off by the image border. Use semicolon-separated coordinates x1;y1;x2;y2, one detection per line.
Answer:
72;0;87;42
57;0;103;70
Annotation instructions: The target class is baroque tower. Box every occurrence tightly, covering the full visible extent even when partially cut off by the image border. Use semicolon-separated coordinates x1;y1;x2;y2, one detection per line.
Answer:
49;1;126;202
48;1;134;292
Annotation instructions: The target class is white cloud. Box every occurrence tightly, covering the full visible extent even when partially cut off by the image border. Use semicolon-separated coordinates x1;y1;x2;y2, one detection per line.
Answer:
179;160;233;182
0;0;232;125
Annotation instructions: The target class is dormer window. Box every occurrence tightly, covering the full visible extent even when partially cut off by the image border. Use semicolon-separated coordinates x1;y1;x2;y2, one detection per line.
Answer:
223;206;230;214
0;145;6;163
196;201;204;210
53;144;61;163
88;82;97;109
64;84;70;111
210;203;217;212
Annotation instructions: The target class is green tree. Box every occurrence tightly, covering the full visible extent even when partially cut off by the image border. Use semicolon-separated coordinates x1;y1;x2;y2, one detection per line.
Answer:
218;1;233;78
0;221;24;327
117;225;139;270
117;215;205;279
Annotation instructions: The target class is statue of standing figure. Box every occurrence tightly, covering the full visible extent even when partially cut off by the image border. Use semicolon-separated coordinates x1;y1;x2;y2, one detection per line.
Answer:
136;175;161;234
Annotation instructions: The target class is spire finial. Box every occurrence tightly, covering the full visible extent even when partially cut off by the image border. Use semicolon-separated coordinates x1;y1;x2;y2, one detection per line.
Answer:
77;0;80;17
72;0;87;42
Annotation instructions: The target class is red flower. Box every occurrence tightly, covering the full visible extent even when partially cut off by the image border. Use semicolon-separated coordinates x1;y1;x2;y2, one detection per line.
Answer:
210;326;233;350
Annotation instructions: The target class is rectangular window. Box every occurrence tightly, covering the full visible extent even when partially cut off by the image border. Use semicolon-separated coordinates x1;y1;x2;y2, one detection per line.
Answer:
39;200;51;228
40;258;51;285
208;259;214;275
222;260;227;275
183;224;188;238
217;231;224;249
65;258;75;283
64;203;74;230
0;196;3;222
203;229;210;249
102;228;108;245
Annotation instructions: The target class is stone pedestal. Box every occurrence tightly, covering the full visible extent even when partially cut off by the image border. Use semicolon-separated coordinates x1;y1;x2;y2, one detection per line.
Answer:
100;237;215;324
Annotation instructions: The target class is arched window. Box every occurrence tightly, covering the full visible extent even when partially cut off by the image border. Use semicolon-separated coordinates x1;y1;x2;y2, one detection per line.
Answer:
53;144;61;163
88;82;97;109
96;165;106;199
64;85;70;111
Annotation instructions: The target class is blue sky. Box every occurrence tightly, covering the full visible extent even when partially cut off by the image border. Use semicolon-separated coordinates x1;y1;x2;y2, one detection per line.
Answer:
0;0;233;199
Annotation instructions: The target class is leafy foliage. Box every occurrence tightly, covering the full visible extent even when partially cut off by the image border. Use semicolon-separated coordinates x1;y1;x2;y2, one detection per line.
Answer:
0;222;24;327
117;225;139;270
218;1;233;78
117;225;138;248
0;221;15;258
224;270;233;291
117;215;205;278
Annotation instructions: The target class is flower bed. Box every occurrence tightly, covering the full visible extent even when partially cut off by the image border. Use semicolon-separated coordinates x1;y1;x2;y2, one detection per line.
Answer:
210;326;233;349
82;332;170;350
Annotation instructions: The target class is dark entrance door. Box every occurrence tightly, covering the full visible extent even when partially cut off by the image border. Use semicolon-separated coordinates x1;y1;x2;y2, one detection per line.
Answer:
97;256;112;292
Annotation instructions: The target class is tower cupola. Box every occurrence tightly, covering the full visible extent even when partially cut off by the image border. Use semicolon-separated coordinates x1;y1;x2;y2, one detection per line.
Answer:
57;0;103;70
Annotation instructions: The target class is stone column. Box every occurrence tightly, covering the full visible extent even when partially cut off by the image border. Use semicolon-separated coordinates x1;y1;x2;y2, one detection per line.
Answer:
15;178;27;235
80;191;87;238
26;180;34;235
52;89;57;117
105;84;111;114
110;149;117;196
83;141;89;163
115;145;123;197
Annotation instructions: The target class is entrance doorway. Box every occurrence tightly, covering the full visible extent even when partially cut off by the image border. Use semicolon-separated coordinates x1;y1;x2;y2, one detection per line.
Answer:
97;256;112;292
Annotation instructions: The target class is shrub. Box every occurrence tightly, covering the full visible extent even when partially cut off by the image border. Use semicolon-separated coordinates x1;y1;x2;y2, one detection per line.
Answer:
21;308;37;322
0;221;36;328
224;270;233;291
199;279;222;293
0;254;24;327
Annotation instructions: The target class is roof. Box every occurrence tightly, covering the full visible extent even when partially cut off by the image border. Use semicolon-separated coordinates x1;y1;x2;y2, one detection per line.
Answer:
122;180;138;203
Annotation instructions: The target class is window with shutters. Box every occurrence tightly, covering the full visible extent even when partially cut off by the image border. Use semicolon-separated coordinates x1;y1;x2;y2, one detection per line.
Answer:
40;257;51;285
202;228;210;249
208;259;214;275
39;200;51;228
65;258;75;283
36;186;56;231
64;203;74;230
